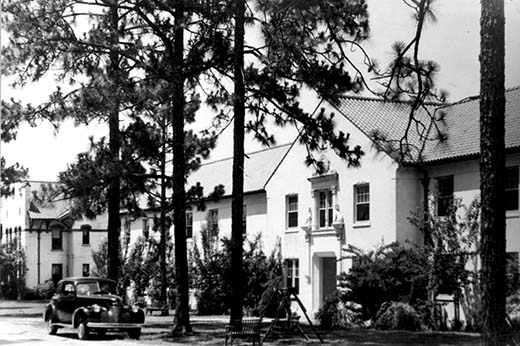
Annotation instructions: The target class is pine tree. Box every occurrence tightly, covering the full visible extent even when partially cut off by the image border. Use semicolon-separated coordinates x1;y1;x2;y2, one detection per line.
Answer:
479;0;506;344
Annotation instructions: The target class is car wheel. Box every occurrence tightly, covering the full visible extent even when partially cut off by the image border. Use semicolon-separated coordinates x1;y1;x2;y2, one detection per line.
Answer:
128;328;141;340
46;317;58;335
77;318;89;340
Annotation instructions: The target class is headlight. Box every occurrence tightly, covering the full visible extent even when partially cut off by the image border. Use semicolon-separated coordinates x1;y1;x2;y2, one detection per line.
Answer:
92;304;102;313
131;304;139;313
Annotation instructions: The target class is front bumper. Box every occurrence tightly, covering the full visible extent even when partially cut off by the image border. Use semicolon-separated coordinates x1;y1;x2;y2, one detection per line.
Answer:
86;322;142;330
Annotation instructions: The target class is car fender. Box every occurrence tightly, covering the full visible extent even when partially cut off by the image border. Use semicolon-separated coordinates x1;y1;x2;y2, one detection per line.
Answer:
43;303;57;322
72;307;90;328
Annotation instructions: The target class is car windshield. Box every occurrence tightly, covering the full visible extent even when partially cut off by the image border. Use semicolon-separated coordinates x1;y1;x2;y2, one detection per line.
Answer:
76;281;117;295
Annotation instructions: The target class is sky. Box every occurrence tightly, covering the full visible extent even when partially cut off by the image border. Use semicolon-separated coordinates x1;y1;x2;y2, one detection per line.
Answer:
1;0;520;182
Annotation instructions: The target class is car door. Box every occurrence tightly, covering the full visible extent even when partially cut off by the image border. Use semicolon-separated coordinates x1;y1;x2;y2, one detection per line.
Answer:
55;281;76;324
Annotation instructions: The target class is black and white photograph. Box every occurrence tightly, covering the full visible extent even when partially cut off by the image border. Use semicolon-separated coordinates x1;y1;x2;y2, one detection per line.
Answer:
1;0;519;345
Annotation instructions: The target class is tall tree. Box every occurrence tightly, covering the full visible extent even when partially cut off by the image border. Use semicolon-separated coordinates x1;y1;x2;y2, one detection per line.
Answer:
229;0;246;328
479;0;506;345
170;0;191;334
106;0;122;283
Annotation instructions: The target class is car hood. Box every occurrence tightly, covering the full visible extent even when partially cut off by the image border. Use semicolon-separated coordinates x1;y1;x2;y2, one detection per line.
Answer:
77;294;124;306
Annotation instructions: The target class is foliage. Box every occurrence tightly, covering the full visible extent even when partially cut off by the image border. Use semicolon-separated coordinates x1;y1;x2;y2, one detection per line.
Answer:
0;244;27;299
340;243;429;321
92;233;174;298
315;291;363;329
190;218;282;315
374;301;422;331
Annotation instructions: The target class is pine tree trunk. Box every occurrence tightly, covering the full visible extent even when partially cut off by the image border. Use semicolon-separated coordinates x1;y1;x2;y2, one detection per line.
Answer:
160;119;168;314
480;0;506;344
229;0;246;328
171;0;192;334
107;0;121;284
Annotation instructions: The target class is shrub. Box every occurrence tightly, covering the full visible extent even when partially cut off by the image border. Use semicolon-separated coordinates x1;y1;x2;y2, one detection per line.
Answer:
507;292;520;331
191;223;283;315
315;291;363;329
374;301;422;331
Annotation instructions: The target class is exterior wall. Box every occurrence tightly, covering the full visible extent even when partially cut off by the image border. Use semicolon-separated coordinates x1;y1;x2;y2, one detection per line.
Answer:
265;112;403;316
395;166;424;245
187;192;270;249
426;153;520;254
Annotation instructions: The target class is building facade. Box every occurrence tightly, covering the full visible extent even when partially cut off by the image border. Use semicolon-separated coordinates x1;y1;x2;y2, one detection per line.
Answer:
0;182;107;289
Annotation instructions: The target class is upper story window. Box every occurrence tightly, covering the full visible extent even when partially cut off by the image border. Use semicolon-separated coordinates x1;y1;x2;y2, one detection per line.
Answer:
285;259;300;294
81;225;91;245
286;195;298;228
243;205;247;234
124;218;131;243
51;229;63;250
186;212;193;239
318;190;333;228
436;175;454;217
354;183;370;222
506;166;519;211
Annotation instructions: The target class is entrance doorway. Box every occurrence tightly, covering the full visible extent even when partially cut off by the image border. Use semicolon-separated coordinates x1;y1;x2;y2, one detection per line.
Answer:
313;255;337;311
321;257;337;304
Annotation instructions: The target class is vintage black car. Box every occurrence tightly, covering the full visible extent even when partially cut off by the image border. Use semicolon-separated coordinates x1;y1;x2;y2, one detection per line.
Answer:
43;277;145;340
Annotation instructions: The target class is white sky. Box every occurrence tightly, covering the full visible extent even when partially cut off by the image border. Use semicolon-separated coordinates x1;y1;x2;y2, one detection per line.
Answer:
1;0;520;181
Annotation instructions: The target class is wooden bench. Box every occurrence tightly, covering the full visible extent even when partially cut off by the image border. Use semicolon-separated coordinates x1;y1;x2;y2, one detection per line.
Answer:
146;300;169;315
225;317;262;345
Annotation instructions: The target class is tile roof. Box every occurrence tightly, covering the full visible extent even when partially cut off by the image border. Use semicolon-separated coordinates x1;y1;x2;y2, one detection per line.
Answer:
25;181;71;221
187;143;294;196
331;95;438;161
422;86;520;162
331;86;520;163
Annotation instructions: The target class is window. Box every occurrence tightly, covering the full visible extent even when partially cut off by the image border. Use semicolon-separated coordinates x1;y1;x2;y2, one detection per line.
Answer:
318;190;333;228
506;252;520;295
186;212;193;239
286;195;298;228
354;184;370;222
285;259;299;294
51;229;62;250
243;205;247;234
51;264;63;285
208;209;219;238
63;282;75;295
81;225;90;245
142;217;152;238
436;176;453;217
124;218;131;244
82;264;90;277
506;167;519;211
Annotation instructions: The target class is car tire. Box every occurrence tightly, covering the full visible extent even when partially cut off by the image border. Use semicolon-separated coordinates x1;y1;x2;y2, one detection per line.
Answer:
46;317;58;335
128;328;141;340
77;318;89;340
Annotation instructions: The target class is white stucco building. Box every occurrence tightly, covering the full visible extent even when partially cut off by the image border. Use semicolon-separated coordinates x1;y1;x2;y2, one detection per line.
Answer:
184;86;520;316
0;181;107;289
